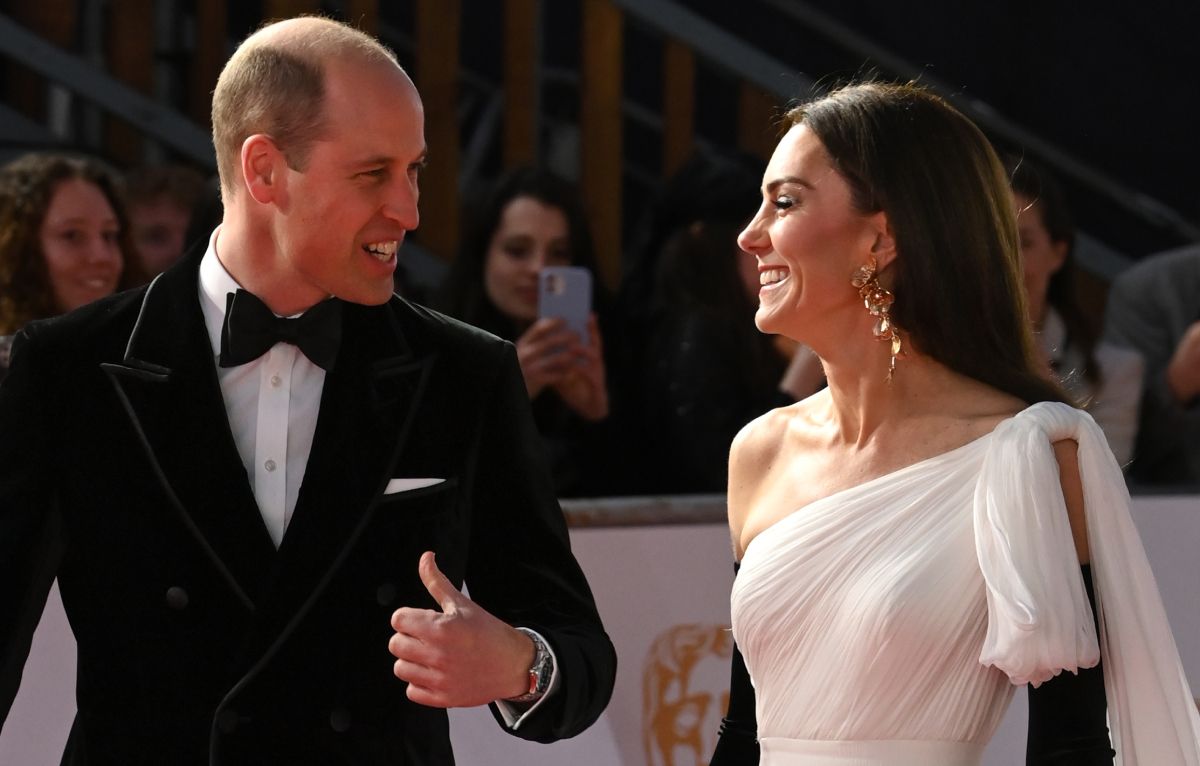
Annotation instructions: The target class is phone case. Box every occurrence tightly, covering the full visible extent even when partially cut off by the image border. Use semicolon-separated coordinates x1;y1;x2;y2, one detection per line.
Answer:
537;266;592;340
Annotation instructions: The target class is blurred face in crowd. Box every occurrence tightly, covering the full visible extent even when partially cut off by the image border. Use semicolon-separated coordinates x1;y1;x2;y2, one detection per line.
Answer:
1013;192;1067;327
129;197;192;276
40;177;124;312
483;195;572;326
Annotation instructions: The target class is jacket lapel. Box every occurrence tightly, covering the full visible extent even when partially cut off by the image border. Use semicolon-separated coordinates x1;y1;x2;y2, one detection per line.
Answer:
101;258;277;610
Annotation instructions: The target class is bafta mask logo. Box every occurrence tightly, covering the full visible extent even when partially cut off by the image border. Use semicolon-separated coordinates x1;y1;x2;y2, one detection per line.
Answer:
642;624;733;766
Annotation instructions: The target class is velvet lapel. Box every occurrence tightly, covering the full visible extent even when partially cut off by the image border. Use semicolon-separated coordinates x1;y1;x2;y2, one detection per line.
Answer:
100;257;276;611
250;300;432;642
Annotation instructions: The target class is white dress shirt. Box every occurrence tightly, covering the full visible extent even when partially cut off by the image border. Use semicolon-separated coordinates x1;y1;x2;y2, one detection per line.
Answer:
195;227;556;725
197;228;325;547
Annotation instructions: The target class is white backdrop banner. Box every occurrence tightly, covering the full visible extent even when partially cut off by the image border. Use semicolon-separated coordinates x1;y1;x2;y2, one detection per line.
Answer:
2;496;1197;765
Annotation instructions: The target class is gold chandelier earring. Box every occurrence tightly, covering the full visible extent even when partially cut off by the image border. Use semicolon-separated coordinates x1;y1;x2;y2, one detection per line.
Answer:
850;257;903;381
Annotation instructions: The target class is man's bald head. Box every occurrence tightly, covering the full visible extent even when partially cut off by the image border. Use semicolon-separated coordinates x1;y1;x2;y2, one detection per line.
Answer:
211;16;404;201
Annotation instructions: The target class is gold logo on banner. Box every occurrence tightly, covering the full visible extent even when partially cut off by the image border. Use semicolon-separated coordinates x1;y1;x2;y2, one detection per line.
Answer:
642;624;733;766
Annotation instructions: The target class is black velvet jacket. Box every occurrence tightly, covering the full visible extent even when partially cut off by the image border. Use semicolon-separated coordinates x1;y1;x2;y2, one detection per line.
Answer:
0;253;616;765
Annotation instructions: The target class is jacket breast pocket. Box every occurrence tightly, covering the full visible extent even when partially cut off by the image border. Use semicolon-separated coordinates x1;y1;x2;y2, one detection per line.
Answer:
366;477;465;568
374;476;458;519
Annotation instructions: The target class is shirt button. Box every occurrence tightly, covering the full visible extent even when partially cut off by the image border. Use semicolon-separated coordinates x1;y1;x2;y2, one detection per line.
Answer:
270;375;282;387
264;459;277;472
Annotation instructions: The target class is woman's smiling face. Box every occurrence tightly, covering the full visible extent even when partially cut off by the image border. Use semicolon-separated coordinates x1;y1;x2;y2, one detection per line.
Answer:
737;123;884;342
39;177;124;313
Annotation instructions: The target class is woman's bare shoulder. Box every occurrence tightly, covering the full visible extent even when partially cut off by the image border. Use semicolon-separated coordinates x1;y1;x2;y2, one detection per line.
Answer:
732;391;825;465
919;377;1030;444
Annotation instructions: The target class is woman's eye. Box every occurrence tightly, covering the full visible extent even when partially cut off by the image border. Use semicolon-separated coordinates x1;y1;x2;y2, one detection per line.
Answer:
772;196;795;211
503;244;531;259
103;230;120;245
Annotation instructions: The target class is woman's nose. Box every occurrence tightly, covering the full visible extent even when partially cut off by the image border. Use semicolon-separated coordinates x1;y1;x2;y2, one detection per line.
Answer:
86;237;121;265
530;249;550;273
738;215;768;256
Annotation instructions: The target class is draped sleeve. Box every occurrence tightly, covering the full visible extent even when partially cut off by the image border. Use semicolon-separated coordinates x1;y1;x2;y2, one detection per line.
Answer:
974;400;1200;764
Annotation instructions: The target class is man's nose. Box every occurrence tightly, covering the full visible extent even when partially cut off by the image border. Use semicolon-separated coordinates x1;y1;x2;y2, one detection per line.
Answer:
384;177;420;231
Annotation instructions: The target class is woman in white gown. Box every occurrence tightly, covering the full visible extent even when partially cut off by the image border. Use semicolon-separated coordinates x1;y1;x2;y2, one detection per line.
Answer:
710;82;1200;766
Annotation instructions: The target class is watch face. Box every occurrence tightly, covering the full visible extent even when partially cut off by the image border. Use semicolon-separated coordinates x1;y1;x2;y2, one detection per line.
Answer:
512;627;554;701
534;653;552;693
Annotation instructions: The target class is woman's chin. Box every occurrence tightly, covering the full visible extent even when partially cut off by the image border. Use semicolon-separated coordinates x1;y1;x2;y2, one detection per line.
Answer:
754;307;782;335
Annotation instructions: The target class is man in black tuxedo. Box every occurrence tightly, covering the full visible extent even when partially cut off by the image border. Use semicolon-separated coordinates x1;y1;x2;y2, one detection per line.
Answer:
0;16;615;765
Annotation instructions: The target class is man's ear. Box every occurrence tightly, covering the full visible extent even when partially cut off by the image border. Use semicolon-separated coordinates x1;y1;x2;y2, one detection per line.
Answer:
868;210;898;271
240;134;285;206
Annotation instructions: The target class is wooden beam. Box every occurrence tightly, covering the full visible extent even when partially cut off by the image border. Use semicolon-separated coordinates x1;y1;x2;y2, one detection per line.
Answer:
661;37;694;178
4;0;77;123
737;82;782;163
189;1;227;129
503;0;539;169
416;0;461;262
580;0;623;292
106;0;156;164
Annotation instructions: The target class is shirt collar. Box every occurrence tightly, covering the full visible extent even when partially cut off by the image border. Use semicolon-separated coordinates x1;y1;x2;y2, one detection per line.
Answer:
198;225;244;357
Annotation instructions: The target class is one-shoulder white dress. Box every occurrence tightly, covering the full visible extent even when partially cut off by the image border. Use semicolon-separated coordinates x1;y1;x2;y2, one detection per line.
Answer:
731;402;1200;765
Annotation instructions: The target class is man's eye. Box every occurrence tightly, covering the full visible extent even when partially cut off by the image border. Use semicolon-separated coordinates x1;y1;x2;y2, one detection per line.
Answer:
772;197;795;211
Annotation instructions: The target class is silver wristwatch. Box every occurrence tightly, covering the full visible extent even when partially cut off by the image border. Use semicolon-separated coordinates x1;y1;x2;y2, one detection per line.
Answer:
509;628;552;703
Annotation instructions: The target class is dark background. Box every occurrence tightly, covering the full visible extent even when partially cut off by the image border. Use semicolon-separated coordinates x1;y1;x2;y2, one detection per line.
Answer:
658;0;1200;259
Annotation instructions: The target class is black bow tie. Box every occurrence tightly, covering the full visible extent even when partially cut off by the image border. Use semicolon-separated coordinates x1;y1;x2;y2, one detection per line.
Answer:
218;289;343;370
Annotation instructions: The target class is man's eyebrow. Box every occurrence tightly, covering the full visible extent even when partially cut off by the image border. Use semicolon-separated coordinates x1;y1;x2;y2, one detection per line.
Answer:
353;148;428;167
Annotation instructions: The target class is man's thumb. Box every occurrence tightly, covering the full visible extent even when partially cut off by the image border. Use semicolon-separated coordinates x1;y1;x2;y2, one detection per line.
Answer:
418;551;461;612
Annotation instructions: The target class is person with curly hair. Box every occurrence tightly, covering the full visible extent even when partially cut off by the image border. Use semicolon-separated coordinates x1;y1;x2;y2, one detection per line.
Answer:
0;152;139;378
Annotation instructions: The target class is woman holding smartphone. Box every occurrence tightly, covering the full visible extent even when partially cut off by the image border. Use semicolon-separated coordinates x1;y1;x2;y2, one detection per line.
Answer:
437;166;617;496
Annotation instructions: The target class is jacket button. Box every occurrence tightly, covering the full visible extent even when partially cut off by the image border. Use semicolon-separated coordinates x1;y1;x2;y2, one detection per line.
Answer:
330;708;352;733
216;709;240;734
165;586;189;610
376;582;397;606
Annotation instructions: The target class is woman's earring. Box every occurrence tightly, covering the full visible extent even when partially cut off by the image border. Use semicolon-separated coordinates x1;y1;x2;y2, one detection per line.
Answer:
851;257;903;381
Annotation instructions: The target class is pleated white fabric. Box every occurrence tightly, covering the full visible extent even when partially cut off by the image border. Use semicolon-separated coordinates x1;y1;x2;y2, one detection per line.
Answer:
731;401;1200;765
978;402;1200;764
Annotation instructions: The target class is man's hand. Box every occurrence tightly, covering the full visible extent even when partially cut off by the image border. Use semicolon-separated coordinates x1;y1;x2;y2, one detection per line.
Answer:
389;552;535;708
1166;321;1200;406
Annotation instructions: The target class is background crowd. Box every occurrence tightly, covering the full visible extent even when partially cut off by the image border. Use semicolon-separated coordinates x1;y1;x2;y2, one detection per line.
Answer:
1;145;1197;494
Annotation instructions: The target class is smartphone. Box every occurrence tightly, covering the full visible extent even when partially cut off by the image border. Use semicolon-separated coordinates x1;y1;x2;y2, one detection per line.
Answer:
538;266;592;341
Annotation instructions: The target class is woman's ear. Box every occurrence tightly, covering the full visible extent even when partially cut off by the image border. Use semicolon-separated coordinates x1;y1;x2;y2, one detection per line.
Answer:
868;211;898;271
240;134;285;206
